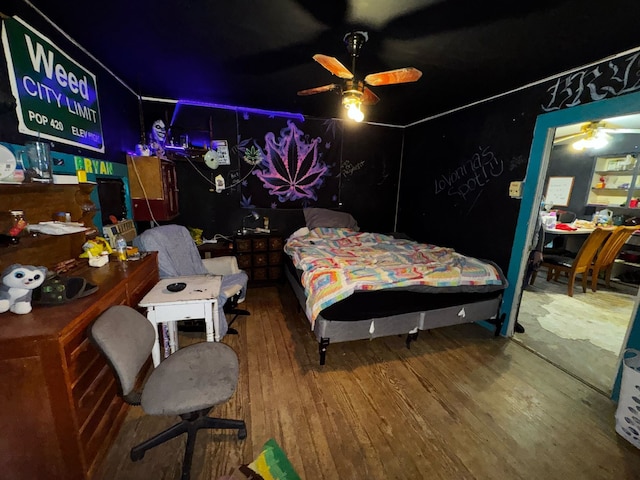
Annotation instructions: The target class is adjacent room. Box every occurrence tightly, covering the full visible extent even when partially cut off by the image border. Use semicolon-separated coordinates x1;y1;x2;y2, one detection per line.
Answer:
2;1;640;479
516;114;640;395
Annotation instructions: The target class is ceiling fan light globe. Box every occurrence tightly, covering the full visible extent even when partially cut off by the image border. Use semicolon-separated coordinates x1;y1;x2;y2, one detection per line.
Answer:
347;103;364;122
572;134;609;151
572;139;586;151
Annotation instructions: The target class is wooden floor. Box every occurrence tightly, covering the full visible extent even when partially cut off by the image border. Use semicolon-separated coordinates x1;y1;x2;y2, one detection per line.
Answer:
93;284;640;480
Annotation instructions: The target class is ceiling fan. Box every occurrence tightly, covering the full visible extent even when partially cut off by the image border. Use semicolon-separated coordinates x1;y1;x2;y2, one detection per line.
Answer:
297;31;422;122
554;121;640;150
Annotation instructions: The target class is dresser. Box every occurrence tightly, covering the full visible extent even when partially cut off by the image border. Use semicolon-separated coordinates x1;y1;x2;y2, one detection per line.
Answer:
0;253;158;480
234;233;283;284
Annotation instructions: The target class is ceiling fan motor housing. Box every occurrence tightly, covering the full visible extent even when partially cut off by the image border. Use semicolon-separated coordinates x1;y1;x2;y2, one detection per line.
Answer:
344;31;368;58
342;79;364;108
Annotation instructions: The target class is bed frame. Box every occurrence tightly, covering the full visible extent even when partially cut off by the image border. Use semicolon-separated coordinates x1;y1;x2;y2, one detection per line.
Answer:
285;267;506;365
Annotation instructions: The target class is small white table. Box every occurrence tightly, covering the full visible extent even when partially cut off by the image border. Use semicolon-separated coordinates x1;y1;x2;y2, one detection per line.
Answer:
138;274;222;366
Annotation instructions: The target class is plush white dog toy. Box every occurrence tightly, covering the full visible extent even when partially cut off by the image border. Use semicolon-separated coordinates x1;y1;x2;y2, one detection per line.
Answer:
0;264;47;314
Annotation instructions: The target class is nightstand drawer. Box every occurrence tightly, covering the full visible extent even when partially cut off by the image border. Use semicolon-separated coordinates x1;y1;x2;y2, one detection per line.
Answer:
269;237;283;250
268;251;282;265
252;238;268;251
253;253;268;267
237;254;252;269
235;238;252;253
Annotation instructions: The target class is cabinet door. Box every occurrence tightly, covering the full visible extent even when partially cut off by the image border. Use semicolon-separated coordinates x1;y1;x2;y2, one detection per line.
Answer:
0;352;67;479
129;156;179;221
161;161;179;217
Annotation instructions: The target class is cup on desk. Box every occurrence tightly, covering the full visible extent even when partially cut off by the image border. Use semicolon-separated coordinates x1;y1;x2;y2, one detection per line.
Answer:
542;213;557;229
17;141;53;183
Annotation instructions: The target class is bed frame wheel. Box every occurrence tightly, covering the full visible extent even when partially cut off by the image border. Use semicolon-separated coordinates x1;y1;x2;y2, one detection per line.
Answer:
405;331;419;349
490;313;506;336
319;337;330;365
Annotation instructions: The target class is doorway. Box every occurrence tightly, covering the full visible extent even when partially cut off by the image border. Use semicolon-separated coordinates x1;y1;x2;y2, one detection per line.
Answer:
515;120;640;394
505;93;640;399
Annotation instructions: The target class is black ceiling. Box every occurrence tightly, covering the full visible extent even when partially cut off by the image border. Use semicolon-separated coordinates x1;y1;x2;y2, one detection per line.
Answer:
11;0;640;125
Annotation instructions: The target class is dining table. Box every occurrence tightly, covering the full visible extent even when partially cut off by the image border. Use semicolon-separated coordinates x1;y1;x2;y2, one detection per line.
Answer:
543;223;614;254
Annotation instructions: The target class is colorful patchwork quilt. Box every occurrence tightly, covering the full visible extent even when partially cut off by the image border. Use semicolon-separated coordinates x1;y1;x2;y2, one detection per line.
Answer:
285;228;506;326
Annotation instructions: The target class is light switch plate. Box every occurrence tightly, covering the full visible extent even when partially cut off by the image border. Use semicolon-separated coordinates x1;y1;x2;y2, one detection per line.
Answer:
509;181;523;198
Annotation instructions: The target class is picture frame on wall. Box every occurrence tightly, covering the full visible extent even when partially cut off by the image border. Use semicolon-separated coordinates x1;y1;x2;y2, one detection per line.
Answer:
545;176;574;207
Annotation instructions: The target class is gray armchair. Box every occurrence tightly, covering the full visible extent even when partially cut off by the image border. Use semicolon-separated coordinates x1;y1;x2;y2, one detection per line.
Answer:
88;305;246;480
133;224;249;336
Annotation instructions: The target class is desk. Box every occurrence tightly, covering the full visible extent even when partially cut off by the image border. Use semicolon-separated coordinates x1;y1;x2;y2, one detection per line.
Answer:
0;253;158;480
139;274;222;366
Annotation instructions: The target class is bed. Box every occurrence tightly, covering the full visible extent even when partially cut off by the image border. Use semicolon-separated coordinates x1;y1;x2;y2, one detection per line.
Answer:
284;209;508;364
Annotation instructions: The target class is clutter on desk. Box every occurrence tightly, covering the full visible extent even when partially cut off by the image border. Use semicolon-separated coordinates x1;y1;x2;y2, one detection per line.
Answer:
31;271;98;305
79;237;112;259
593;208;613;226
572;219;596;229
28;221;88;236
541;211;557;229
88;252;109;267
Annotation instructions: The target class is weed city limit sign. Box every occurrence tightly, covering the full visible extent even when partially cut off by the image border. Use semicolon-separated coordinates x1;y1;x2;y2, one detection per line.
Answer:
2;17;104;152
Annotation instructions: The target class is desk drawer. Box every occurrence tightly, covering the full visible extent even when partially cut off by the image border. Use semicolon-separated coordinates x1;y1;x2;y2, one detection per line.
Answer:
147;302;209;321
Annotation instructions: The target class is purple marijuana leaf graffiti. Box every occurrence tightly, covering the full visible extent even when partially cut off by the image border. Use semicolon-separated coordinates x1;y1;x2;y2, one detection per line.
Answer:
254;121;329;202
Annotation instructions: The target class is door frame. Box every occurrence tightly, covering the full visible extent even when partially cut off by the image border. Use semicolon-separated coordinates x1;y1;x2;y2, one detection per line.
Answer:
503;91;640;400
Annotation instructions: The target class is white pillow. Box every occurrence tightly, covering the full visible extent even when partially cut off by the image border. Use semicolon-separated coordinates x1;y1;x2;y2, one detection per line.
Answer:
289;227;309;239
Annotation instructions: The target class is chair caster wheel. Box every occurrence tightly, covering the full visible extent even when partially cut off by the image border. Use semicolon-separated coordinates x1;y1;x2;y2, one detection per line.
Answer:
130;449;145;461
238;428;247;440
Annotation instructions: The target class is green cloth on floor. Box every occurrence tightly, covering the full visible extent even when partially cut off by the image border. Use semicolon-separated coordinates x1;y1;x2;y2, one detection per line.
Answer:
248;438;301;480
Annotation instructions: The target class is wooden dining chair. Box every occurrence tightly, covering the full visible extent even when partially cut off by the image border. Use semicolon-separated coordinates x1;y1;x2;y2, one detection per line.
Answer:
591;225;640;292
536;227;612;296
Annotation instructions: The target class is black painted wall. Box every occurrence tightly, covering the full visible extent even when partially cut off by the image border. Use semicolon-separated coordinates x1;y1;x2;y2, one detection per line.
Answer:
142;100;403;239
0;2;139;164
400;52;640;273
399;93;539;270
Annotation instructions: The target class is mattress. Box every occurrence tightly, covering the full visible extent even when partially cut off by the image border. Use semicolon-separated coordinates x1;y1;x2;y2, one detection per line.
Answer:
284;255;504;322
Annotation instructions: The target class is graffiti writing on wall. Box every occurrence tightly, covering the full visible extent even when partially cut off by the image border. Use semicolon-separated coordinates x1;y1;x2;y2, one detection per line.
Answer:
340;159;364;178
541;51;640;112
434;146;504;202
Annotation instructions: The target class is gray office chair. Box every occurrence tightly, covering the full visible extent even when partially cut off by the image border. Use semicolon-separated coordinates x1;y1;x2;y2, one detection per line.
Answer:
88;305;246;480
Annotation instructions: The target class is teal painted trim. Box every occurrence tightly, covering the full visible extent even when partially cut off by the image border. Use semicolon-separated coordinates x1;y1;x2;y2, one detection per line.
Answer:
0;142;132;233
503;92;640;401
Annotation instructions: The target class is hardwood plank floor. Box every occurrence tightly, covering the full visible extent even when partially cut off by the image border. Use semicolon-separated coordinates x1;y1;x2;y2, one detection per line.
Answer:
93;284;640;480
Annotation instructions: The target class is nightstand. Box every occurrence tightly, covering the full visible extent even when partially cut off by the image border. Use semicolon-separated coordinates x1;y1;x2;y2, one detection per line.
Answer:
197;240;235;259
234;232;284;284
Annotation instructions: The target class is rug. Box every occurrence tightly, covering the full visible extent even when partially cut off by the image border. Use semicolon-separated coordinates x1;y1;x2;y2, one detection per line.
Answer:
517;278;636;392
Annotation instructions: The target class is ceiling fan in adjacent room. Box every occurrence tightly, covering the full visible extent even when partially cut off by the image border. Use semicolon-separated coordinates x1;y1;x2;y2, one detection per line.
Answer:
553;121;640;150
297;31;422;122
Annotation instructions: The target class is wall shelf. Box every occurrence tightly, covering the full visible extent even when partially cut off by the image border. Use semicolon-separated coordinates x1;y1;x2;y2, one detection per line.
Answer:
588;154;640;208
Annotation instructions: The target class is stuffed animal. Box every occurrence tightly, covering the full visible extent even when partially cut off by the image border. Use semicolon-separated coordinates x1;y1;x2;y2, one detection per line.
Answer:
0;264;47;314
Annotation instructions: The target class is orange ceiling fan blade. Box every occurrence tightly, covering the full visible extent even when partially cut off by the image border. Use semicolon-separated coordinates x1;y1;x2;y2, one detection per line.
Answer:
362;87;380;105
313;54;354;79
364;67;423;86
297;84;340;96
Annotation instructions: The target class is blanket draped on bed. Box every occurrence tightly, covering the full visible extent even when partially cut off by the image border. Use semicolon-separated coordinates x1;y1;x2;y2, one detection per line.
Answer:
284;228;506;327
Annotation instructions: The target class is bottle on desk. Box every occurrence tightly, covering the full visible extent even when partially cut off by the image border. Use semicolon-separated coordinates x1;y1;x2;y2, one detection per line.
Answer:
115;234;127;261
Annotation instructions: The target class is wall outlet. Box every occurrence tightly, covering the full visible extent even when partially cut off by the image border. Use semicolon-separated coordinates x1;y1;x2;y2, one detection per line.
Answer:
509;181;523;198
509;181;523;197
